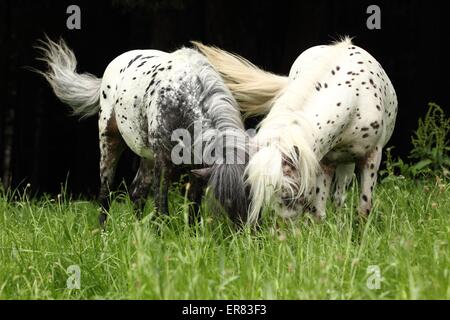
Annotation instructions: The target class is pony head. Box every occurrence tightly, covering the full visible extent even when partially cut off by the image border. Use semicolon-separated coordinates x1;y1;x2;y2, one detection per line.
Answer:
190;56;252;224
191;129;251;224
245;120;319;224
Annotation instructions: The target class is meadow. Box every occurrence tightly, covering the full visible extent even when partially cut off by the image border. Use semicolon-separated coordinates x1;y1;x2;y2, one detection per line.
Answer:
0;174;448;299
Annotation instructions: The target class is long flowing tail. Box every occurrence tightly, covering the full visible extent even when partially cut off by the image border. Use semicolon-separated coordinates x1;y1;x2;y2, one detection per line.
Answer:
192;41;288;117
36;36;101;118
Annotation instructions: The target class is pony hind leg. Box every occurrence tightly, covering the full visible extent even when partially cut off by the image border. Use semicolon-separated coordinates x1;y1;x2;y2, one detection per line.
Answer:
332;163;355;208
310;163;335;220
357;146;382;217
98;111;126;226
152;156;172;216
129;158;153;219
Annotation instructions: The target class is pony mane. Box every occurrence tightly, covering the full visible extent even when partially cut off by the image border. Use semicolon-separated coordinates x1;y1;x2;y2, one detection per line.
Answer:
246;115;318;223
192;51;251;223
246;38;353;223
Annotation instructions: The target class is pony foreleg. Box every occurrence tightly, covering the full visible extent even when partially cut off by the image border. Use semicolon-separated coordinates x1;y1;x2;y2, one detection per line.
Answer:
152;159;171;216
187;175;205;225
129;158;153;219
310;163;335;220
357;146;382;217
332;163;355;208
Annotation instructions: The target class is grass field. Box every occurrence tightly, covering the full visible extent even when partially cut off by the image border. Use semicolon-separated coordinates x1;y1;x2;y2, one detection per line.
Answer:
0;175;449;299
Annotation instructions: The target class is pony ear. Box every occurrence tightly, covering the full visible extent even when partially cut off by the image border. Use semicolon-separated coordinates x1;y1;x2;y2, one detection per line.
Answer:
293;145;300;160
191;167;214;179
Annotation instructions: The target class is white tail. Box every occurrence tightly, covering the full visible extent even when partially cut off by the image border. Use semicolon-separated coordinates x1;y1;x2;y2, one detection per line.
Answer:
36;36;101;118
192;41;288;117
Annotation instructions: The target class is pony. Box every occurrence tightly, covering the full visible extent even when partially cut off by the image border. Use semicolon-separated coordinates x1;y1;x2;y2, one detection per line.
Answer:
194;37;398;223
37;37;250;225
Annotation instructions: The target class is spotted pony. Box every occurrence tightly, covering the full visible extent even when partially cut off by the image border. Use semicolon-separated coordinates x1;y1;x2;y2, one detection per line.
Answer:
38;38;250;225
194;37;398;222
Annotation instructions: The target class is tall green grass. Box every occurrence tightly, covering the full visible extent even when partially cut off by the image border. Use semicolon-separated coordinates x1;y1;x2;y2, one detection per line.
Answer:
0;176;448;299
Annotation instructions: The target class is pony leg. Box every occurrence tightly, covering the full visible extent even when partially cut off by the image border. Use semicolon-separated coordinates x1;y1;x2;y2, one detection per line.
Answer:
310;163;335;220
98;111;125;226
357;146;382;217
152;158;171;216
187;176;205;225
129;158;153;219
332;163;355;208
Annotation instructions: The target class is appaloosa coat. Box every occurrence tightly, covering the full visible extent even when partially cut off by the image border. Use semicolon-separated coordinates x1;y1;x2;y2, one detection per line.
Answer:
195;38;398;223
39;38;250;225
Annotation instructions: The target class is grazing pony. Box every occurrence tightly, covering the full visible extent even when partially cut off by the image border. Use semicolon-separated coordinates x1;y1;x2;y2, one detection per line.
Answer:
38;38;250;225
194;38;398;223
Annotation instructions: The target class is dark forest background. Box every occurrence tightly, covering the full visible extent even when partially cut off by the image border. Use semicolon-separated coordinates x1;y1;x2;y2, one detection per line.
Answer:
0;0;449;197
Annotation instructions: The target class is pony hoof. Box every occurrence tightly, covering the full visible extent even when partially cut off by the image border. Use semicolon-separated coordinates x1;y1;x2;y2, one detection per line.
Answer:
356;210;370;222
313;212;326;222
98;212;108;227
134;208;144;220
358;206;371;217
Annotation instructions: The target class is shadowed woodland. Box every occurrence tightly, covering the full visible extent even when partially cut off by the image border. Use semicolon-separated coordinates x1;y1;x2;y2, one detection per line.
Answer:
0;0;449;196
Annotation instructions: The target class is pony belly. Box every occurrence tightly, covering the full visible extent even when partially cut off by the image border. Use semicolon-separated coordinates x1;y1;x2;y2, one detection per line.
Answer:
323;149;359;163
325;131;382;163
126;138;154;160
123;133;154;159
115;116;154;160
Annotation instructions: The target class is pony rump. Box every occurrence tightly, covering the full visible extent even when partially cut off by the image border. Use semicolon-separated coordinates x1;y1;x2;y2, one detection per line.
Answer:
269;37;352;116
35;36;101;118
192;41;288;117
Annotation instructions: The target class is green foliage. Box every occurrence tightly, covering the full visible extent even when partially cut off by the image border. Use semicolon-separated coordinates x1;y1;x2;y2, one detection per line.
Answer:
382;102;449;179
410;102;450;172
0;178;449;299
